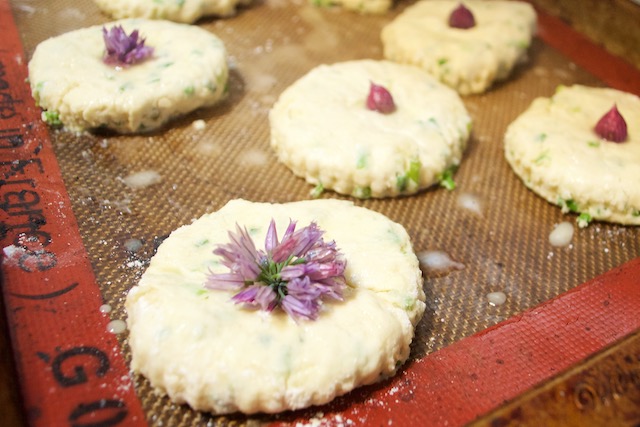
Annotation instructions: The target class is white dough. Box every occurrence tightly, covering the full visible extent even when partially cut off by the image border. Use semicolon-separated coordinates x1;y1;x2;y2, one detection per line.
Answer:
269;60;472;198
93;0;252;23
505;85;640;226
381;0;536;95
126;199;426;414
28;19;228;133
312;0;392;14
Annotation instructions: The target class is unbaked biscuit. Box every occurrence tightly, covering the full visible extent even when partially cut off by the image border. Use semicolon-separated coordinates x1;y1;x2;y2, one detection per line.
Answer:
504;85;640;226
312;0;392;14
28;19;228;133
269;60;472;198
93;0;252;23
126;198;425;414
381;0;536;95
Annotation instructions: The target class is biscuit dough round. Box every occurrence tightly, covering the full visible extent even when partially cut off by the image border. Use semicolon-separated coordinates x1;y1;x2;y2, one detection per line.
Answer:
381;0;536;95
28;19;228;133
126;199;426;414
93;0;252;23
505;85;640;226
269;60;472;198
313;0;392;14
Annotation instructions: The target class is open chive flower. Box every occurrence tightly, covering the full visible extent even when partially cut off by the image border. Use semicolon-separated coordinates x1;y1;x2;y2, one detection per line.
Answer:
205;219;347;321
449;3;476;29
594;104;628;142
102;25;154;67
366;82;396;114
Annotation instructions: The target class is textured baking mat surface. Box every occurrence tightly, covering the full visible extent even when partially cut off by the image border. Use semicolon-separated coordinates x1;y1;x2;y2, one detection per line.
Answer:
8;0;640;425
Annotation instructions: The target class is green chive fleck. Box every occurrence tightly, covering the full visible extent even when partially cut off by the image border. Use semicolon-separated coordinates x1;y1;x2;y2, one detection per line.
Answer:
310;182;324;198
558;198;579;213
195;238;210;247
438;166;457;191
354;186;372;199
535;133;547;142
119;82;134;92
356;152;368;169
42;110;62;127
533;150;550;165
397;159;421;192
577;212;592;227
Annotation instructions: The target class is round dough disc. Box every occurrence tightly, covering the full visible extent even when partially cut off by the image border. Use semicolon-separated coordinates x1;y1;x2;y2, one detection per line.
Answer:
28;19;228;133
126;199;426;414
381;0;536;95
269;60;472;199
314;0;392;14
93;0;252;23
504;85;640;226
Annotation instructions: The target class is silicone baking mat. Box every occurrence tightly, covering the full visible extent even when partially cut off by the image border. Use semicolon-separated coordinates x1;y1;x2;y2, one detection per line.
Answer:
1;0;639;426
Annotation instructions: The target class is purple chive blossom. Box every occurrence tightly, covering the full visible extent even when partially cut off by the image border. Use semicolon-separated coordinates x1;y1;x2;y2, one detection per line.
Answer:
102;25;154;67
366;82;396;114
594;104;628;142
449;3;476;29
205;219;347;321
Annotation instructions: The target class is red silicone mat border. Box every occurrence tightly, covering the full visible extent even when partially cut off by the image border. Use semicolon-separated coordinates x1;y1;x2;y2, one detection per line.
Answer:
0;0;147;425
1;1;639;426
535;6;640;96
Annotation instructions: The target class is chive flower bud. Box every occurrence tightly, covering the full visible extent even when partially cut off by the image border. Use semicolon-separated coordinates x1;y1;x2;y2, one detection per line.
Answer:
449;3;476;29
594;104;628;142
206;219;347;321
366;82;396;114
102;25;154;67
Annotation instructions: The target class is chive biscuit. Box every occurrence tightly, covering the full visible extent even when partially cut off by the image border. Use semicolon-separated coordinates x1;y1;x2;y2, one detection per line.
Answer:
269;60;472;199
312;0;392;14
381;0;536;95
126;199;425;414
93;0;252;23
28;19;228;133
505;85;640;226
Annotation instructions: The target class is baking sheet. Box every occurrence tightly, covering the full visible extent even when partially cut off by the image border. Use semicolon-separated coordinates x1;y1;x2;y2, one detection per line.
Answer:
4;0;640;425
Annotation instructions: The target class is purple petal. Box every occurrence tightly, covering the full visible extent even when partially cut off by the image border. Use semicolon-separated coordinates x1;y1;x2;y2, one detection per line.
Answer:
305;241;339;263
204;271;246;291
281;259;346;281
314;277;346;300
281;220;297;241
254;285;279;311
231;285;260;304
279;263;307;280
232;284;278;311
270;220;298;263
287;276;323;300
264;219;279;252
228;224;260;260
289;222;324;258
208;223;263;287
211;249;259;280
281;295;319;321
